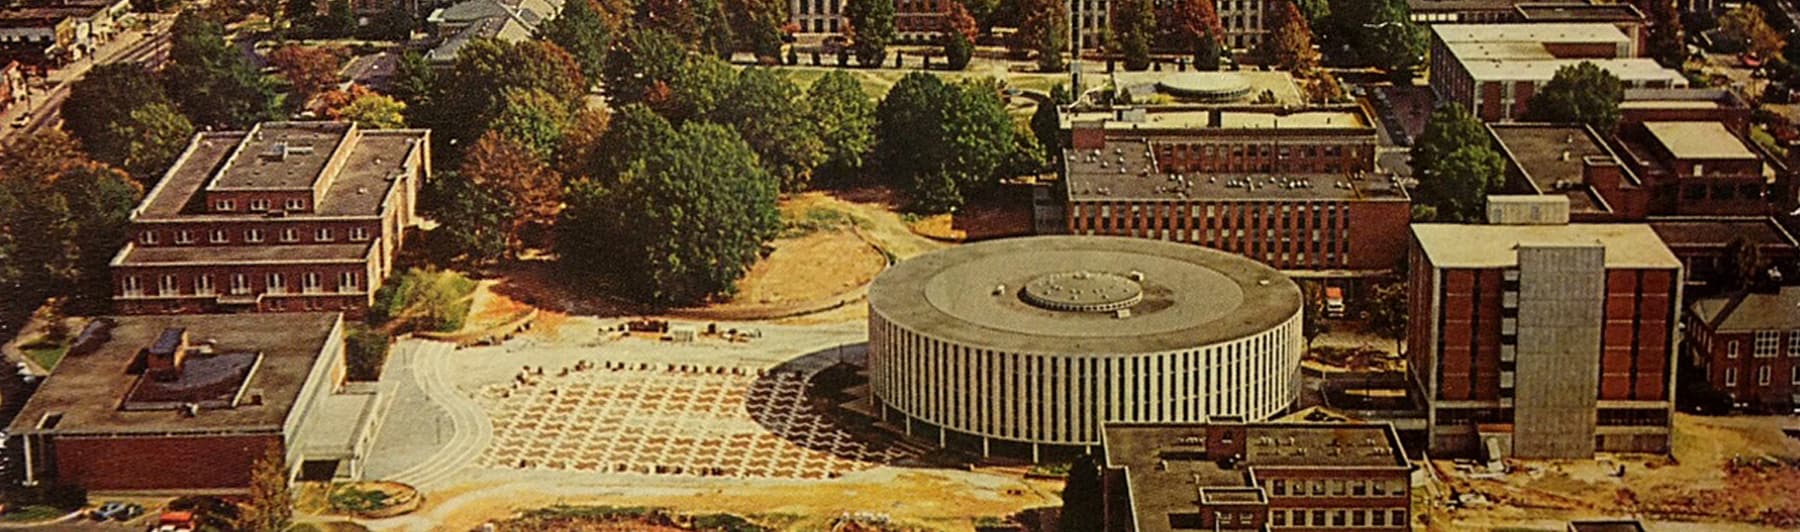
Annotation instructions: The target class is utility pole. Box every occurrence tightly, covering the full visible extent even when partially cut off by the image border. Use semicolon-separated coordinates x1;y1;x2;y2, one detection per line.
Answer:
1071;0;1083;97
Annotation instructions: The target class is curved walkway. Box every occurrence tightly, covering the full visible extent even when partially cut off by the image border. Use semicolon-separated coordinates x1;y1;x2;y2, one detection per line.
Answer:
380;340;494;490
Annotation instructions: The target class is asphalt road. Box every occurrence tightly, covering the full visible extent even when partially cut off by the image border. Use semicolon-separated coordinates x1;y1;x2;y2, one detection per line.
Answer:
0;16;173;147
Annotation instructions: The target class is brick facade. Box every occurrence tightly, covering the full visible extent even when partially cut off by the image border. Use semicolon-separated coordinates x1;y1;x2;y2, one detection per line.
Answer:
51;434;281;491
1686;287;1800;411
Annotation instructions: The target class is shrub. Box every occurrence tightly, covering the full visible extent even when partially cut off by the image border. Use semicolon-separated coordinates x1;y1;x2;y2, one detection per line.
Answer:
344;327;390;381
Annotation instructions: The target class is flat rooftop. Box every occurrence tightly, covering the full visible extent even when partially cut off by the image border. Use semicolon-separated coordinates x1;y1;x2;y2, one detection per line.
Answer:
1463;58;1686;83
1064;109;1370;130
137;124;427;219
8;313;341;436
1568;520;1647;532
1412;223;1681;269
1435;23;1685;84
116;242;374;266
1103;422;1407;532
1435;22;1632;48
1515;3;1643;22
1649;217;1798;249
1063;140;1404;202
1644;122;1757;160
1488;124;1631;213
867;236;1302;354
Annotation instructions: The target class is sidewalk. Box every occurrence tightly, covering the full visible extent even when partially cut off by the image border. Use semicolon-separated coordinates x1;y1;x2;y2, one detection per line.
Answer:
0;15;172;145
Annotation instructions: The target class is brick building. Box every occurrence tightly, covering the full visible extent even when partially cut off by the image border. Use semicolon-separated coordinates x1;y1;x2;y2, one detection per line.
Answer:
1405;198;1681;458
1059;105;1412;276
7;313;386;491
1687;287;1800;412
1487;123;1647;221
1617;88;1752;134
1649;217;1800;287
1611;121;1787;216
788;0;947;41
111;122;429;318
1099;420;1411;532
1428;23;1685;122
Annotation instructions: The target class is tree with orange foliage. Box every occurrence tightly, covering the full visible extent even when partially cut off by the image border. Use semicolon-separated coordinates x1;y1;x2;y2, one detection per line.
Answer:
1266;0;1319;71
1159;0;1223;52
267;44;346;105
460;132;563;256
940;0;977;42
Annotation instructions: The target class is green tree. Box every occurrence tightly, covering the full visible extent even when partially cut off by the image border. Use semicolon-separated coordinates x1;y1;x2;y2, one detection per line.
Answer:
604;29;690;109
717;68;825;191
1719;236;1767;290
1410;104;1502;222
1060;455;1103;532
876;74;1016;212
1524;61;1623;132
1029;99;1061;163
343;327;390;381
423;171;511;263
1112;0;1156;71
581;103;677;181
0;131;142;311
843;0;896;67
236;445;291;532
1365;281;1407;353
942;30;974;70
1011;0;1068;72
664;54;738;123
726;0;787;59
558;122;781;305
51;165;143;307
1720;4;1783;58
164;12;280;128
1645;0;1685;66
336;92;407;128
489;87;575;160
320;0;357;37
390;51;437;124
638;0;734;55
63;63;169;170
539;0;610;84
110;103;196;180
807;71;876;182
1331;0;1423;79
1194;29;1221;70
434;39;586;150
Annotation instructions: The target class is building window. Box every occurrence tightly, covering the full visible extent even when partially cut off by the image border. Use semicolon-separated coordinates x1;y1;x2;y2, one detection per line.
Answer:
1390;510;1405;527
245;229;265;243
249;198;270;211
214;199;235;212
122;276;142;296
1352;510;1366;527
1332;510;1346;526
1725;367;1737;387
158;274;178;295
1272;479;1285;496
1312;510;1325;526
268;273;286;294
1272;510;1286;526
175;230;194;244
210;229;228;243
1758;365;1772;385
1790;330;1800;357
1756;331;1780;358
1729;340;1740;359
285;198;305;211
139;231;157;245
281;228;299;242
1372;509;1386;526
231;274;250;295
349;227;369;241
1793;366;1799;385
196;274;214;296
317;228;334;241
340;271;359;292
1352;480;1366;496
302;272;322;293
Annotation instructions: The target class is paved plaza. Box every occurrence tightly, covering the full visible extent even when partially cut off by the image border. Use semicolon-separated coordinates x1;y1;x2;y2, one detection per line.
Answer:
472;362;910;479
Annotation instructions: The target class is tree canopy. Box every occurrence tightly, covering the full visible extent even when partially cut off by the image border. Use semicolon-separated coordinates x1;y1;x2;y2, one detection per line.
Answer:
1159;0;1223;52
1111;0;1156;70
0;131;143;314
1524;61;1623;132
63;63;192;181
844;0;896;67
807;71;876;182
716;67;826;191
459;132;564;257
558;121;781;306
1328;0;1424;79
876;73;1016;212
1410;104;1503;222
165;12;279;128
1011;0;1068;71
333;91;408;129
604;29;692;110
539;0;611;84
267;44;346;105
1267;0;1319;71
1721;5;1783;59
432;38;587;152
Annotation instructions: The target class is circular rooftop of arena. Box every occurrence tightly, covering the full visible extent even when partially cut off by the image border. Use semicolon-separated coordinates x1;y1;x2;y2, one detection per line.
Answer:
868;235;1302;354
1154;72;1255;101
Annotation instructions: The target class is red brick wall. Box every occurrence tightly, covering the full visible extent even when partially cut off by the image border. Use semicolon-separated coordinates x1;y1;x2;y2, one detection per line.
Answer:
1345;201;1409;270
52;434;281;491
1598;269;1675;401
1693;325;1800;408
1407;243;1437;393
1541;41;1624;59
1510;82;1536;122
1479;82;1504;122
134;220;381;248
1065;198;1408;271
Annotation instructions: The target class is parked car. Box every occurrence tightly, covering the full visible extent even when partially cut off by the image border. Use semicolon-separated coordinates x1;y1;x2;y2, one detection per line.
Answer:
92;501;143;521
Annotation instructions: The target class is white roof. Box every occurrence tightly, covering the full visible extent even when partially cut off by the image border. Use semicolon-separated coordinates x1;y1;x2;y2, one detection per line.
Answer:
1460;58;1688;83
1643;122;1757;160
1434;23;1633;46
1412;223;1681;269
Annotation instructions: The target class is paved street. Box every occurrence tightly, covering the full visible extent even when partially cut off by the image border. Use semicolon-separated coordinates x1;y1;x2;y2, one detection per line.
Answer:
0;15;174;146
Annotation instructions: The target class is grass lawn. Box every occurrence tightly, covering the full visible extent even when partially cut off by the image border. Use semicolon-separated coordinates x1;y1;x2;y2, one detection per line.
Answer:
0;505;67;523
18;339;69;370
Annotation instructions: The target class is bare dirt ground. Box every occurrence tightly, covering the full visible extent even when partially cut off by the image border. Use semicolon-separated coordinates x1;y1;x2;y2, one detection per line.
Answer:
907;195;1035;243
1427;414;1800;531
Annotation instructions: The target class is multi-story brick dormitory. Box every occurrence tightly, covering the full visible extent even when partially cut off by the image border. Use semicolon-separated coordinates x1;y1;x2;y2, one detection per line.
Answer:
1058;105;1412;278
1099;420;1412;532
110;122;429;318
1405;197;1681;458
1428;23;1686;122
1687;287;1800;412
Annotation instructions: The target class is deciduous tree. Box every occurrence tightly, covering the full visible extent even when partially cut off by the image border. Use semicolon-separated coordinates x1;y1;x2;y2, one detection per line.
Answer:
1267;0;1319;71
558;122;780;305
1410;104;1502;222
165;12;279;128
334;91;408;128
1159;0;1222;53
726;0;788;59
1644;0;1685;66
605;29;690;109
489;87;576;160
268;44;347;105
1011;0;1068;72
110;103;196;180
423;172;511;263
717;68;825;191
1525;61;1623;132
540;0;610;84
64;63;169;170
434;39;586;150
1111;0;1156;70
1721;5;1783;58
1365;281;1407;352
236;445;291;532
808;71;875;182
844;0;896;67
876;73;1016;212
459;132;563;256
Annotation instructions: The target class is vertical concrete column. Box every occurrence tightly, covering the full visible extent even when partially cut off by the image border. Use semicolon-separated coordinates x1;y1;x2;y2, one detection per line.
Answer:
1513;244;1604;458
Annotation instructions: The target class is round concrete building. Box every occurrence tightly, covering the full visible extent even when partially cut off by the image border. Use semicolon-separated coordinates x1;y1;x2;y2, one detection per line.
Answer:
866;235;1304;460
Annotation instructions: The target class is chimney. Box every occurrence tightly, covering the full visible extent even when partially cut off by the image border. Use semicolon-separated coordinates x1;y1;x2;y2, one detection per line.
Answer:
1208;109;1223;128
144;327;190;382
